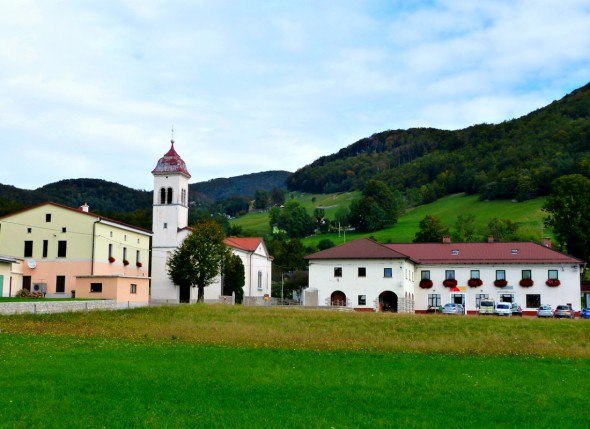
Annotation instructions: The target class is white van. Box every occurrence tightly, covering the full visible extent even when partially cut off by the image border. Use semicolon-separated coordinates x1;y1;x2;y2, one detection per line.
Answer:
478;299;495;315
494;302;512;316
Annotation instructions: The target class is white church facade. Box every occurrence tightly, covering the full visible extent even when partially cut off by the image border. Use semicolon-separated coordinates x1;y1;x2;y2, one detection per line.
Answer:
149;141;272;304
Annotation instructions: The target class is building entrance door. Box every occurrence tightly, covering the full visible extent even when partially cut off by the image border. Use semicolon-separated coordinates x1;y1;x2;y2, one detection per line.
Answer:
179;285;190;303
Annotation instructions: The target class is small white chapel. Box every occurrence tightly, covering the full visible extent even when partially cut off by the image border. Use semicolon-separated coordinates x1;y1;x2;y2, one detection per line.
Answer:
149;140;273;303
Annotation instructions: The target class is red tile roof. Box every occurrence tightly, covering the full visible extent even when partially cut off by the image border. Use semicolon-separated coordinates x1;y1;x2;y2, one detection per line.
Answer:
225;237;263;252
151;141;191;178
385;242;583;265
306;238;409;260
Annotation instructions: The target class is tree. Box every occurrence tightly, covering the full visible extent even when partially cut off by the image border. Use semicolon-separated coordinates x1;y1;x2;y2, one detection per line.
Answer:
254;189;270;210
269;201;315;238
452;213;477;242
271;187;285;206
486;218;519;242
413;215;449;243
543;174;590;261
223;253;245;303
349;197;386;232
167;220;229;302
317;238;335;250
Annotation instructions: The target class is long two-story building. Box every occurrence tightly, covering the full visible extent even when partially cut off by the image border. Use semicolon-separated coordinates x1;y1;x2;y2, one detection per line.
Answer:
305;237;584;314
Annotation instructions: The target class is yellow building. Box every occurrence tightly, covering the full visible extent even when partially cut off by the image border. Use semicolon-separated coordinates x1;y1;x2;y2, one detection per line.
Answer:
0;202;151;303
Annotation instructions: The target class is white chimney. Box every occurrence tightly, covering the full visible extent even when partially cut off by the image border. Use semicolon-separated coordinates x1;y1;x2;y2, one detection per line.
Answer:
80;203;89;213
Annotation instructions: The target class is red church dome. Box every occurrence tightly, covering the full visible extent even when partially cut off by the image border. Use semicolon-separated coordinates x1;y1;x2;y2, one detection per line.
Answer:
151;141;191;178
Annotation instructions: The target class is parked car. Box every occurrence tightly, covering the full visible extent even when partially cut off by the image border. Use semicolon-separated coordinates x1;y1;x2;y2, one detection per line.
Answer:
580;308;590;319
554;304;575;319
478;299;495;315
510;302;523;317
537;305;554;318
494;302;512;316
442;303;464;315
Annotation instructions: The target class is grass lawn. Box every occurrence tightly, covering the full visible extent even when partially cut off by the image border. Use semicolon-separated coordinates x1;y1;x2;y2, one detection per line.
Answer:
1;305;589;427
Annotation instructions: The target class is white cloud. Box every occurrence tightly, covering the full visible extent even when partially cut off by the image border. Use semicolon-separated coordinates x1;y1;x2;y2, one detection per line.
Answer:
0;0;588;191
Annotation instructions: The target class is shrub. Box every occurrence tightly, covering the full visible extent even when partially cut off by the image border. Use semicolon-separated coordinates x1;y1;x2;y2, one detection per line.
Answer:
16;289;31;298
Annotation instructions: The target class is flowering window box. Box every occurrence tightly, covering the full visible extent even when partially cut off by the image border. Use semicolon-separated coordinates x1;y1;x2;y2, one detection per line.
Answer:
443;279;457;288
108;256;115;263
546;279;560;287
136;262;143;268
519;278;534;287
123;260;130;266
494;279;508;287
419;279;433;289
467;278;483;287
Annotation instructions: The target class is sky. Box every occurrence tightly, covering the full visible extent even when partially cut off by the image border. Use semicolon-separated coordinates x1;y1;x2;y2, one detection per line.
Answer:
1;0;589;191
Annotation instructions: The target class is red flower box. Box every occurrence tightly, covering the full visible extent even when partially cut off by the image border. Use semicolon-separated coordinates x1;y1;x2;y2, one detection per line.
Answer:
419;279;433;289
546;279;560;287
136;262;143;268
468;278;483;287
123;260;130;266
494;279;508;287
520;278;534;287
108;256;115;263
443;279;457;287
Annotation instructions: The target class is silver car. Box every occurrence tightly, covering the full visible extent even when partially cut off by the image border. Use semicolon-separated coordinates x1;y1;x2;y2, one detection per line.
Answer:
442;303;464;315
537;305;554;318
494;302;512;316
554;305;575;319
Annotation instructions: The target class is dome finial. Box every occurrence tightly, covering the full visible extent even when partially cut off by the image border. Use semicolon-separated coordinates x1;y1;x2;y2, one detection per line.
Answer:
171;125;175;145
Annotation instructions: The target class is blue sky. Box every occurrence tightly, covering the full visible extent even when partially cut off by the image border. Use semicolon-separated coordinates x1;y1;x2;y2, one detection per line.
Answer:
1;0;589;191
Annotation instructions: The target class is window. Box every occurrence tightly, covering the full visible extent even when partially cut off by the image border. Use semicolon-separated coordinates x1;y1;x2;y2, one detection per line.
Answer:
136;250;140;265
384;268;393;278
334;267;342;277
123;247;127;262
57;241;67;258
27;227;32;233
445;270;455;280
428;294;441;308
358;295;366;305
43;240;48;258
124;235;127;241
23;276;31;291
496;270;506;280
167;187;173;204
56;276;65;293
90;283;102;293
130;284;137;294
421;270;430;280
109;231;113;238
470;270;480;279
45;213;51;222
451;249;459;256
163;223;168;229
548;269;558;280
258;271;262;290
108;243;113;258
522;270;531;279
160;188;166;204
62;227;66;233
500;294;514;303
475;293;489;308
358;267;366;277
24;241;33;258
526;294;541;308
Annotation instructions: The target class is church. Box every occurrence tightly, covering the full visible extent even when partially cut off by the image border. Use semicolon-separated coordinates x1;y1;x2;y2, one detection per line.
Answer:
149;140;273;304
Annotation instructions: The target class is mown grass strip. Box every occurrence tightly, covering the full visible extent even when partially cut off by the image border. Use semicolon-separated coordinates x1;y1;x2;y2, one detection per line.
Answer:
0;334;588;428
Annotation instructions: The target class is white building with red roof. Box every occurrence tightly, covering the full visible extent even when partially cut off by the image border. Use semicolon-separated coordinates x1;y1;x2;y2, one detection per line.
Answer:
150;141;272;303
305;237;584;315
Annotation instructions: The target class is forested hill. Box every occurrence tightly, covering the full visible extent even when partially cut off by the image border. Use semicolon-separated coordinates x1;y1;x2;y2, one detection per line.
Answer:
189;170;290;202
0;171;291;220
286;82;590;204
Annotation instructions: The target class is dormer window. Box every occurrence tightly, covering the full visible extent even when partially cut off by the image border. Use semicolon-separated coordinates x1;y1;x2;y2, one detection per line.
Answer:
511;249;518;254
451;249;459;256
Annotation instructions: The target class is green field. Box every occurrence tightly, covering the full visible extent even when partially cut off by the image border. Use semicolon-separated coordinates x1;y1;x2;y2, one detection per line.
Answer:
231;192;547;247
1;305;589;427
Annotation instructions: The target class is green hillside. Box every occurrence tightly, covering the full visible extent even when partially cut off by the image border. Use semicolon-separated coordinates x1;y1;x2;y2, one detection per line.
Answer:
286;82;590;206
231;193;547;247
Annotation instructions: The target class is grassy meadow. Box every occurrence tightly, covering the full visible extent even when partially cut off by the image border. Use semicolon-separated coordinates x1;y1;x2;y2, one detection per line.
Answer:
231;192;547;248
1;305;589;427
